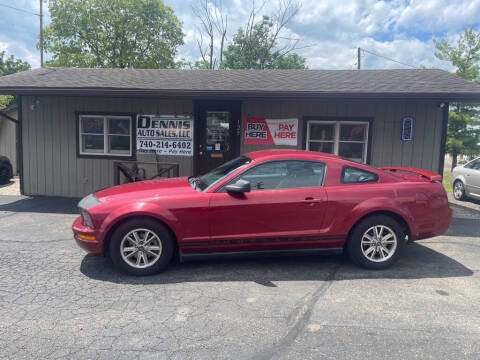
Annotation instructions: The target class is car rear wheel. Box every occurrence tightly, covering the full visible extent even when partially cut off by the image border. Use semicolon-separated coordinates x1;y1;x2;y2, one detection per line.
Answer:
347;215;406;270
453;180;466;200
0;165;11;185
109;218;175;276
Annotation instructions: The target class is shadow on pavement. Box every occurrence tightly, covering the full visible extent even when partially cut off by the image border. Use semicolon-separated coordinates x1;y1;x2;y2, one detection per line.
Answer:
446;203;480;238
0;195;80;214
0;180;14;188
460;197;480;206
80;242;473;285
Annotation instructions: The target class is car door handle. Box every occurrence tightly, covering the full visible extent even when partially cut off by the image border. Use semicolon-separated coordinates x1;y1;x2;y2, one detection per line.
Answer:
301;197;323;203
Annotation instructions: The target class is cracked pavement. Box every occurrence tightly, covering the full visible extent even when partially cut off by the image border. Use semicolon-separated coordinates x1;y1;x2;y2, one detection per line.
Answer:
0;195;479;359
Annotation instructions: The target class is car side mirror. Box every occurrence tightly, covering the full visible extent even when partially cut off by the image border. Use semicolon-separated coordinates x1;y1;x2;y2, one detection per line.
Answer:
225;179;251;194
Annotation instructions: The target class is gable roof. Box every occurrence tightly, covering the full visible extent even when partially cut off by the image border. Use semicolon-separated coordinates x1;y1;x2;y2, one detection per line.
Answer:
0;104;18;113
1;67;480;101
0;104;18;123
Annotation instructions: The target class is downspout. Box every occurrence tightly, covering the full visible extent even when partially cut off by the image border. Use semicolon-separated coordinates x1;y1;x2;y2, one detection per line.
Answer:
16;97;24;194
438;102;449;177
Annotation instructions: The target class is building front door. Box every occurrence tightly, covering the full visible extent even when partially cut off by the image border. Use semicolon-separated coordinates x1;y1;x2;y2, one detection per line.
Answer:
195;101;242;175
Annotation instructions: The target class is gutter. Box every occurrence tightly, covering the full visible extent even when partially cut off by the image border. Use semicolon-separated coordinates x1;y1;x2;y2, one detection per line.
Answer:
0;87;479;102
438;102;449;176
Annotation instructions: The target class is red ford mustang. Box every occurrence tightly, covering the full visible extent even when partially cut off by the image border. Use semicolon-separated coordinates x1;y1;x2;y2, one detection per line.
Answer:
73;150;452;275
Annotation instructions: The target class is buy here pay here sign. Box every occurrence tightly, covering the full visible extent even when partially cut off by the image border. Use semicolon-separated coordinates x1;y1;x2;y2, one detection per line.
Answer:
244;118;298;146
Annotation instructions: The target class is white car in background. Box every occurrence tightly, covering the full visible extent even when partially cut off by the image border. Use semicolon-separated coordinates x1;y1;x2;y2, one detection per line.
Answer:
452;157;480;200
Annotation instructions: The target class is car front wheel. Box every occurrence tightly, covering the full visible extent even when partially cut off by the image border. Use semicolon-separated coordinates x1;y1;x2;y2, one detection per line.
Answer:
347;215;406;270
109;218;175;276
453;180;466;200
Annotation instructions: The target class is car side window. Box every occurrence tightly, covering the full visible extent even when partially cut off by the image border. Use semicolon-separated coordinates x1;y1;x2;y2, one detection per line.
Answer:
223;160;326;191
342;166;378;184
464;161;473;169
465;159;480;170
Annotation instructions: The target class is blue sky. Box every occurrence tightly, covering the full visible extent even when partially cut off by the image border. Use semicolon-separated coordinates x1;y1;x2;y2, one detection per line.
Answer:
1;0;480;70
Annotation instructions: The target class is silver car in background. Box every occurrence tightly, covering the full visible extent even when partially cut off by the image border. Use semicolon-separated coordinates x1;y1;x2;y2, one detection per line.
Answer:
452;157;480;200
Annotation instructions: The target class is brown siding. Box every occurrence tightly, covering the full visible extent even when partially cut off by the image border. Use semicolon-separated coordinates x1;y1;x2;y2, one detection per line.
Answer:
0;107;18;175
241;99;443;171
22;96;193;197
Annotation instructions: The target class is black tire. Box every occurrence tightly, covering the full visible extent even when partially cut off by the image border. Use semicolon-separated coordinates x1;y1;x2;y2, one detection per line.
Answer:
0;165;11;185
109;217;175;276
453;180;466;201
346;215;406;270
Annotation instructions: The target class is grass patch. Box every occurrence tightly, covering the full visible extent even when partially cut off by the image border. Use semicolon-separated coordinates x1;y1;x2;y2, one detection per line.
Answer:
443;170;452;193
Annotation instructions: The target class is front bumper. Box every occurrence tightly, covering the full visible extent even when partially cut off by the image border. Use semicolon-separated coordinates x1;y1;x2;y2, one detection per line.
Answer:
72;216;102;254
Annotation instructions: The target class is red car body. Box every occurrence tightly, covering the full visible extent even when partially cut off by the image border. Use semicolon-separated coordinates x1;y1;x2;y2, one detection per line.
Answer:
73;150;452;260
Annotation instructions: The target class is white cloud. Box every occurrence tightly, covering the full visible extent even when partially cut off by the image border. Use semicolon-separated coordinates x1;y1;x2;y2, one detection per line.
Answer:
0;0;49;68
1;0;478;71
395;0;480;33
287;0;473;70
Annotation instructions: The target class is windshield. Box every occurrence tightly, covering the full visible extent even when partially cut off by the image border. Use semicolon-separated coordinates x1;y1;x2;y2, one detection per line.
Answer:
190;156;252;191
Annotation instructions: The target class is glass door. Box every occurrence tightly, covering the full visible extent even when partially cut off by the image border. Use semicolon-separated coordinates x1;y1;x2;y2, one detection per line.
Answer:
195;101;241;175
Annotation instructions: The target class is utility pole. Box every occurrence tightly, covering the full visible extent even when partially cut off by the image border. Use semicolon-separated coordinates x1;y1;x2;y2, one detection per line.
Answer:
40;0;43;68
357;47;361;70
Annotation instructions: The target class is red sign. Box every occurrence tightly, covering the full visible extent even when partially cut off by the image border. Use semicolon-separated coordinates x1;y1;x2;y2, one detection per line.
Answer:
244;118;298;146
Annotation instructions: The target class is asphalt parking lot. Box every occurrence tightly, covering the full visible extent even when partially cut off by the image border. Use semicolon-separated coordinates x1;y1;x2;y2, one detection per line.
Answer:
0;195;479;360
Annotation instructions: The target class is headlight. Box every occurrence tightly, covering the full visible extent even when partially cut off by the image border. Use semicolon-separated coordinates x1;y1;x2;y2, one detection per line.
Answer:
78;194;101;229
80;209;94;229
78;194;102;209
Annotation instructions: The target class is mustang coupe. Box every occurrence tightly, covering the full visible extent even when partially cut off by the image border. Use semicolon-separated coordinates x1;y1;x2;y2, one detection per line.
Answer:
73;150;452;275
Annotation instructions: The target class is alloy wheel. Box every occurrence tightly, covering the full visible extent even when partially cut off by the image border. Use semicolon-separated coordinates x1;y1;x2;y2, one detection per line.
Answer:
120;228;162;269
454;181;464;200
360;225;397;262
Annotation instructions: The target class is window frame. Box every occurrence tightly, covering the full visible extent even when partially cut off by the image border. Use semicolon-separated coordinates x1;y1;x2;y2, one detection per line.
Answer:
205;110;231;151
216;159;328;192
76;111;136;160
341;165;379;184
464;158;480;170
303;117;374;164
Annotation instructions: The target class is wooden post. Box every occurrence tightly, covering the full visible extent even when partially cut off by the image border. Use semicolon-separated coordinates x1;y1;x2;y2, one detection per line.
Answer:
40;0;43;67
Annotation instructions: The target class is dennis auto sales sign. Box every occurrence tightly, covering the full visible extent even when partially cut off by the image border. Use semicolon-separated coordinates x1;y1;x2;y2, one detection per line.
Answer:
136;115;194;156
244;118;298;146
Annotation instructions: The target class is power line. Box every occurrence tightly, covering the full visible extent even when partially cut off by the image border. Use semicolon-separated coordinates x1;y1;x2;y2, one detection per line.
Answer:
0;3;40;16
360;48;418;69
0;1;44;68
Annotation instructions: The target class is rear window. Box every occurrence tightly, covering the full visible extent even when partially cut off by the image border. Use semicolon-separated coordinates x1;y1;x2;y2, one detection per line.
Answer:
342;166;378;184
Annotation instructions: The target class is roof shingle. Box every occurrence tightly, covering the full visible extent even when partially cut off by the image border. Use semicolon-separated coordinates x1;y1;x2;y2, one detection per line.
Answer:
1;68;480;100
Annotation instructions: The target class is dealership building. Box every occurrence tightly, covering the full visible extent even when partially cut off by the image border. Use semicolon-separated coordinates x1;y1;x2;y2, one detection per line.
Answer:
1;68;480;198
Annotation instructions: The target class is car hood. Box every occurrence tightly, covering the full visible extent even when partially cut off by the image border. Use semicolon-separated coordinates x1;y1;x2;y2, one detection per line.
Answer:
94;177;196;203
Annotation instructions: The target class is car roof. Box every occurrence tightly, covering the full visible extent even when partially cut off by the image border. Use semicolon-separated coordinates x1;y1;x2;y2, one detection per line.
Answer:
244;149;340;161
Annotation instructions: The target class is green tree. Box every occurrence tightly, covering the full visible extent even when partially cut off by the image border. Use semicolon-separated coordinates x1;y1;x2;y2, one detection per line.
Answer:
446;112;480;165
434;28;480;169
0;51;31;108
223;16;306;70
43;0;184;68
0;51;31;76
